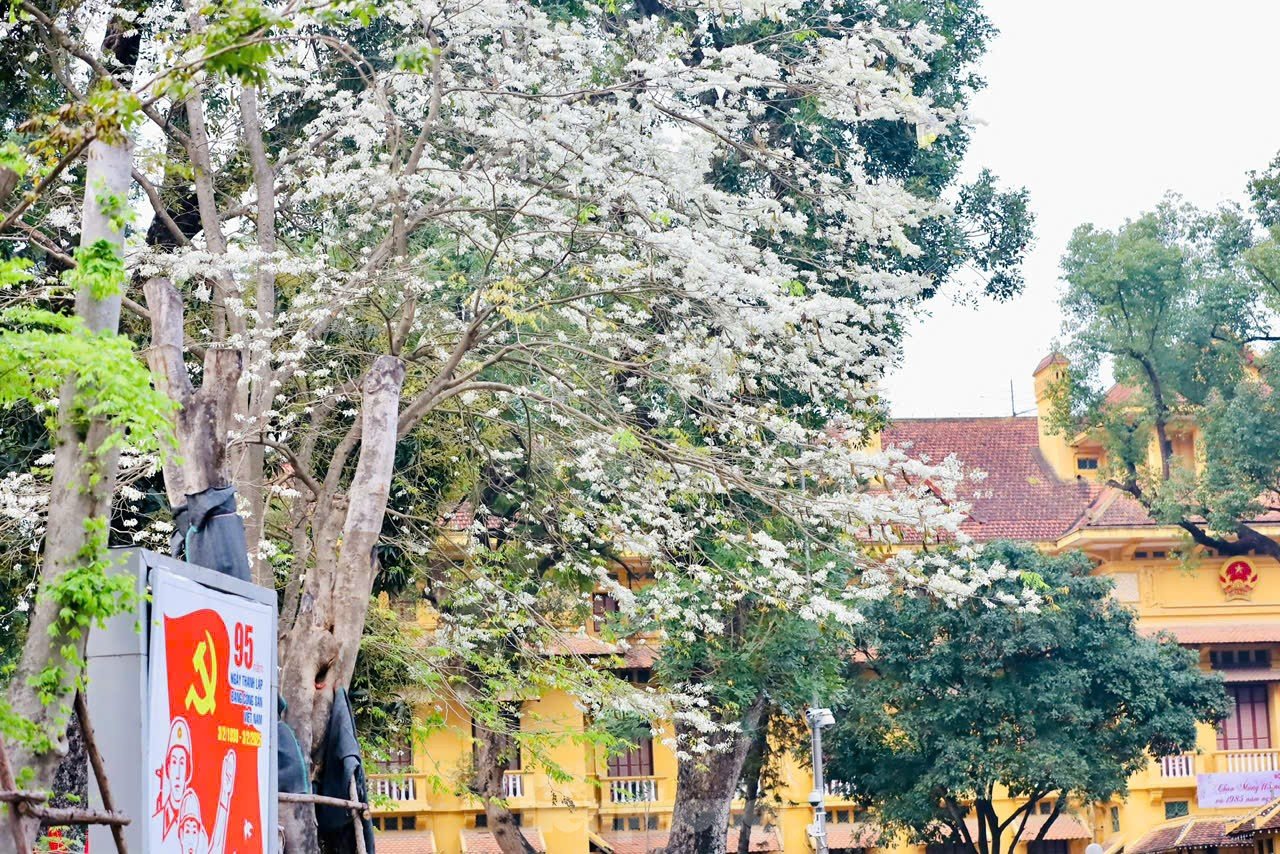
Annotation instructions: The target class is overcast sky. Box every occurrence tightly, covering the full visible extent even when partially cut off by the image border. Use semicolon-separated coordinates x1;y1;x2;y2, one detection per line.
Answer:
883;0;1280;418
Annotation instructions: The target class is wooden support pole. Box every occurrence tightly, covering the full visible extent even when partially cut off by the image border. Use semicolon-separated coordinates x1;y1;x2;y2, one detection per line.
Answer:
76;691;129;854
277;792;369;816
0;733;31;853
23;805;130;827
349;778;367;854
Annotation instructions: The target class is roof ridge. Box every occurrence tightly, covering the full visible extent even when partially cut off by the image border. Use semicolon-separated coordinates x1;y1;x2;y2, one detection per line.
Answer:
1171;818;1195;848
889;415;1039;423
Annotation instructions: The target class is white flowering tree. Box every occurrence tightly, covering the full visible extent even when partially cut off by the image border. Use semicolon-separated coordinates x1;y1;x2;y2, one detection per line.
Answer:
1;0;1027;850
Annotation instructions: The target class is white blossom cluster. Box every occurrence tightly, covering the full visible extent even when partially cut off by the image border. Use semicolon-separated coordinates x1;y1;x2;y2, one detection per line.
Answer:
16;0;1039;737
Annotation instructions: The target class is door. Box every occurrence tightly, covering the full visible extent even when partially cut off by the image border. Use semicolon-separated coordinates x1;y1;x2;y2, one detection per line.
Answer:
1219;684;1272;750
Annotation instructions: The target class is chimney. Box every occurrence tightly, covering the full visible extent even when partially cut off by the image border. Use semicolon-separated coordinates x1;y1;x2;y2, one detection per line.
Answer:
1032;353;1075;480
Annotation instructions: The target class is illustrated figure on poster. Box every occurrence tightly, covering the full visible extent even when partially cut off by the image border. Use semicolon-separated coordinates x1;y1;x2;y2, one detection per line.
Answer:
175;751;237;854
155;718;193;838
155;714;237;854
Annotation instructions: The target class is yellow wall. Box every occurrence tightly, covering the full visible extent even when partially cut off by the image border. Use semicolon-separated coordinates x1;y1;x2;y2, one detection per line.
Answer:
373;543;1280;853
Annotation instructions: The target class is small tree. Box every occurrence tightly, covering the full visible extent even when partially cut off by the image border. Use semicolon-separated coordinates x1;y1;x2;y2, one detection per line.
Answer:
826;541;1229;854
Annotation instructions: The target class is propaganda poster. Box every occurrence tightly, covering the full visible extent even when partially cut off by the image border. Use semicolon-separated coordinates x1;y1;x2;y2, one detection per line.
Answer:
147;569;273;854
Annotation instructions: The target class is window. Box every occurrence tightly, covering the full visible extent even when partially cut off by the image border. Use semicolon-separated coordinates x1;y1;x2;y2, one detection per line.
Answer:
1038;801;1053;815
1165;801;1190;820
619;668;652;685
402;817;417;830
1211;649;1272;670
1076;457;1099;471
1219;685;1272;750
383;817;399;831
476;813;521;828
373;745;413;774
1028;842;1069;854
1134;551;1149;559
612;815;657;831
608;731;655;778
592;593;619;631
1111;806;1121;833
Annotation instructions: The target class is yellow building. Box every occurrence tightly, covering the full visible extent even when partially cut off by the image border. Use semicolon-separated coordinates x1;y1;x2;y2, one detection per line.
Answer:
368;353;1280;854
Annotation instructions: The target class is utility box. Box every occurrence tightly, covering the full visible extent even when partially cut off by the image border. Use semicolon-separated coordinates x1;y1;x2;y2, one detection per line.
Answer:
86;549;278;854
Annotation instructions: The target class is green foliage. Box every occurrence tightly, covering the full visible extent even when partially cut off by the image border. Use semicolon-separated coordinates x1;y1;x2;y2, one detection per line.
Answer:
0;305;173;450
1053;195;1280;541
826;542;1228;849
190;0;292;85
350;599;442;761
0;141;28;177
63;240;126;299
0;518;137;765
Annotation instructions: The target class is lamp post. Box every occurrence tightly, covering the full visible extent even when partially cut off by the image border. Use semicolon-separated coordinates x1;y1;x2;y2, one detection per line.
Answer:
807;706;836;854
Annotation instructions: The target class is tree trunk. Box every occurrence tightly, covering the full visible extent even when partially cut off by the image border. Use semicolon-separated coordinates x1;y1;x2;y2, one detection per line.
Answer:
229;83;277;587
144;277;243;505
472;726;536;854
663;695;768;854
1;136;132;854
0;168;17;209
279;355;405;853
736;712;770;854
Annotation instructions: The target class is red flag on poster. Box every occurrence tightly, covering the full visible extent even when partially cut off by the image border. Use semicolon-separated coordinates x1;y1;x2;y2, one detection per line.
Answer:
148;573;272;854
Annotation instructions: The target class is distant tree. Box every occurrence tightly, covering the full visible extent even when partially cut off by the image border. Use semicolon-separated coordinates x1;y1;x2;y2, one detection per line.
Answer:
1054;194;1280;559
826;542;1228;854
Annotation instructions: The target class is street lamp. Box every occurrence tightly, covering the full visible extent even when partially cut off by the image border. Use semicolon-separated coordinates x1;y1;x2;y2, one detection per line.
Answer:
807;706;836;854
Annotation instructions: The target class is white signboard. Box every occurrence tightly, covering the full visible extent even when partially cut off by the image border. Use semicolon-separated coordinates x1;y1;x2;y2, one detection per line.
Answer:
1197;771;1280;809
147;568;273;854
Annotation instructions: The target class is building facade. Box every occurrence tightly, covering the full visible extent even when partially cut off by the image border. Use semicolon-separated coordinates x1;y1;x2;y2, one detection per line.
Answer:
368;354;1280;854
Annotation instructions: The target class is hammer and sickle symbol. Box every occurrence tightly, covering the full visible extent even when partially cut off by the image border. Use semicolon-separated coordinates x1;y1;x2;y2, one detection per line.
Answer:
184;630;218;715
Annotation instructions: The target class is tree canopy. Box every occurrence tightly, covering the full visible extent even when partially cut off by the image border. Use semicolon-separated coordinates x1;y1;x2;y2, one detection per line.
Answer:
1054;188;1280;558
0;0;1034;849
826;541;1228;854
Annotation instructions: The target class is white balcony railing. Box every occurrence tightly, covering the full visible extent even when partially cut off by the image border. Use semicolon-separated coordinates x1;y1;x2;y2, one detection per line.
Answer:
609;776;659;803
1221;750;1280;773
1160;754;1195;778
370;774;418;803
503;771;525;799
825;779;857;799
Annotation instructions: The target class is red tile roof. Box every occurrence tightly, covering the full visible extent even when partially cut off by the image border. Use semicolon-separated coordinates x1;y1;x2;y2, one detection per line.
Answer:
882;417;1280;542
882;418;1101;542
460;828;546;853
620;642;659;669
1130;817;1245;854
1143;624;1280;645
826;822;881;848
1033;352;1069;375
1104;383;1141;406
1227;798;1280;837
439;500;508;532
1219;669;1280;683
375;830;436;854
544;634;620;656
963;815;1091;843
598;827;779;853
